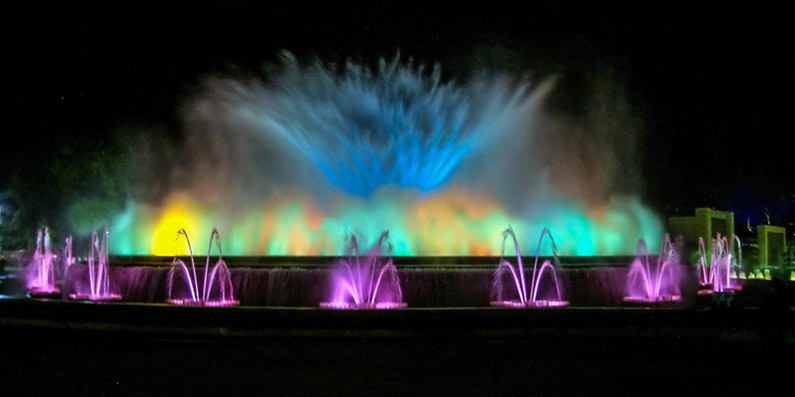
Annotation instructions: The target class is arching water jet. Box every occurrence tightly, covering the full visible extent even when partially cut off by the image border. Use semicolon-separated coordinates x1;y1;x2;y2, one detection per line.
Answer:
166;228;238;307
321;231;406;310
491;227;568;308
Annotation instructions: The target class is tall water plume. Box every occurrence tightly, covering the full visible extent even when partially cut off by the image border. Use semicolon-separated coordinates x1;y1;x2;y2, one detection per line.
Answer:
103;52;661;256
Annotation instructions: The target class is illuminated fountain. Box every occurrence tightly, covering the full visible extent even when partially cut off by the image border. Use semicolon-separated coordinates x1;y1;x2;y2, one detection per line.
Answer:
623;234;682;304
62;235;75;274
105;53;663;257
68;226;122;301
697;234;742;296
26;227;59;297
321;231;406;310
166;228;238;307
14;54;669;310
490;227;567;308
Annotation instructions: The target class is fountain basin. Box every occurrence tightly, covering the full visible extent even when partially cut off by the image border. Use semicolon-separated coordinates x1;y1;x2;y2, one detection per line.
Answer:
68;293;123;302
166;299;240;307
490;300;569;308
14;255;703;307
27;286;61;298
698;282;743;296
319;302;407;310
622;295;682;305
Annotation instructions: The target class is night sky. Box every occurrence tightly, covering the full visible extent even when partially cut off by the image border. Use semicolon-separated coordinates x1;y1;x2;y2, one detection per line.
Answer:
4;4;794;232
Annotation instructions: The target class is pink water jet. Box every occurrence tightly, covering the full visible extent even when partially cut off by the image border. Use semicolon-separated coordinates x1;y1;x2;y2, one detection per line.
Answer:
696;234;742;296
68;226;122;302
320;231;406;310
623;234;682;304
26;227;60;297
166;228;238;307
491;227;568;308
62;235;75;272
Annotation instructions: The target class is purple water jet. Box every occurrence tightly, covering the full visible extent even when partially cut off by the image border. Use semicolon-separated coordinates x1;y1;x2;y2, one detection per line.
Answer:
320;231;406;310
62;235;75;273
696;234;742;296
166;228;239;307
68;226;122;301
623;234;682;304
491;227;568;308
26;227;60;297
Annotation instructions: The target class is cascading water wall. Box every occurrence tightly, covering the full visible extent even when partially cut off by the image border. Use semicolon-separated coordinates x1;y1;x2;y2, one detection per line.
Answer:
91;53;661;256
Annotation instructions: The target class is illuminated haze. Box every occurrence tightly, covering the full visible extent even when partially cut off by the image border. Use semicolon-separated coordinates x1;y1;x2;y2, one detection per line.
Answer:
106;52;661;256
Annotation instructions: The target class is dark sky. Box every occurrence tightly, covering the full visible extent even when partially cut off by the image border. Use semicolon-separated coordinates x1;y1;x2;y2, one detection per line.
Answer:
4;4;793;225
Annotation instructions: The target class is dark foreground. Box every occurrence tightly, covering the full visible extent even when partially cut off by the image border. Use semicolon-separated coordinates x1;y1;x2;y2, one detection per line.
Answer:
1;298;792;396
